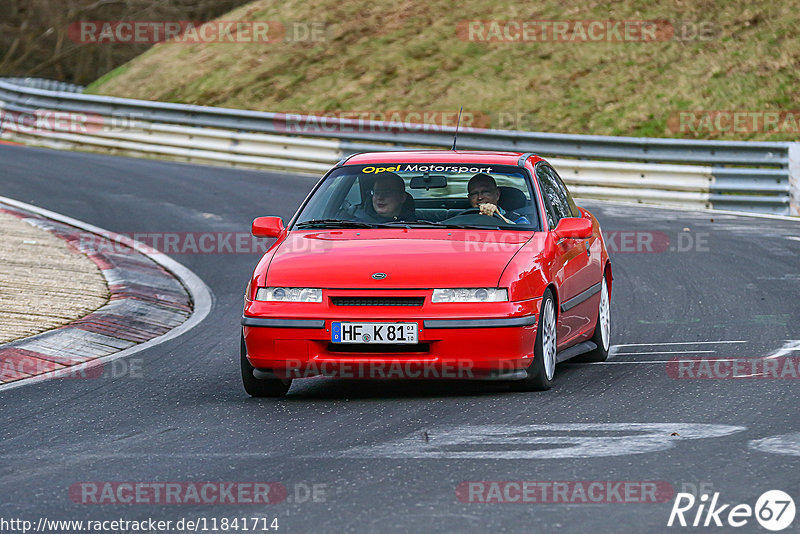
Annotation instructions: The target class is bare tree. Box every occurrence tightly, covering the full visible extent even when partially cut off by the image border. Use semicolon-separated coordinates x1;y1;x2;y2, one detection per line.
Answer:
0;0;252;84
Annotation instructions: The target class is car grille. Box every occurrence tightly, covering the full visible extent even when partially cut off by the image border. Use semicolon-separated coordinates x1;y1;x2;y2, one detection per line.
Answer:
330;297;425;307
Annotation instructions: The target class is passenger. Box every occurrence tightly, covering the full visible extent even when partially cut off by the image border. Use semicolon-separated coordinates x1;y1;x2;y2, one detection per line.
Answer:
467;173;530;224
362;172;416;222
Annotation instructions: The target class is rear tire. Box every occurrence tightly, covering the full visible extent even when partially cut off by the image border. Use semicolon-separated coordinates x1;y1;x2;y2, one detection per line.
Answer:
511;289;557;391
240;332;292;397
573;276;611;363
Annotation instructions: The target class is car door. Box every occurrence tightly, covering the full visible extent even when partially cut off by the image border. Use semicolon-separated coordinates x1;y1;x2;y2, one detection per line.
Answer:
535;163;594;346
548;165;604;339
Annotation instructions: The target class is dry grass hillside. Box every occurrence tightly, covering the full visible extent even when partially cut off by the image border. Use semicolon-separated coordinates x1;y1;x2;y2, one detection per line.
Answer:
88;0;800;140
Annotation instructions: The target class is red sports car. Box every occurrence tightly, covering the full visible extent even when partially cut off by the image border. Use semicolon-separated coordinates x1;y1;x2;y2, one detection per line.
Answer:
241;151;612;396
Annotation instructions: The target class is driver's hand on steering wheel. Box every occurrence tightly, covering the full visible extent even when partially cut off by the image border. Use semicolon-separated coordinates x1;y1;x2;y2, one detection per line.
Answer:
478;202;499;217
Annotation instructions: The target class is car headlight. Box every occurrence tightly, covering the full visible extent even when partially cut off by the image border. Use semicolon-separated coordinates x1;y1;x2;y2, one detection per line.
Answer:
431;288;508;303
255;287;322;302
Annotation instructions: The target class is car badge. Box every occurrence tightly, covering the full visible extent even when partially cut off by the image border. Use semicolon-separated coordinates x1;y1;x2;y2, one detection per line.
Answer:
372;272;387;280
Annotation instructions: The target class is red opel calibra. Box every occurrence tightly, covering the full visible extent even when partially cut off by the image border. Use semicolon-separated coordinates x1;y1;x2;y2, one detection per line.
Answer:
241;151;612;396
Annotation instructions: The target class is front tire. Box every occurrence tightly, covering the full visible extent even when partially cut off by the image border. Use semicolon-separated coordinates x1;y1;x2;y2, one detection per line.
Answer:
240;332;292;397
574;275;611;363
511;289;557;391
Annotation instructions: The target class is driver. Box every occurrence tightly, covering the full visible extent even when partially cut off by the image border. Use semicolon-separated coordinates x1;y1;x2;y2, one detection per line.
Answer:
467;173;530;224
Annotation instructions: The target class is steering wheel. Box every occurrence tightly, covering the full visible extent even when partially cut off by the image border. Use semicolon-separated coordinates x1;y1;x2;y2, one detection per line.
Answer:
455;207;506;221
335;200;357;218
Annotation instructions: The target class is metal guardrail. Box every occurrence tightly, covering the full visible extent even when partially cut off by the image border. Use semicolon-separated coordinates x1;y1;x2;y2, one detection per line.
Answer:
1;77;85;93
0;78;797;215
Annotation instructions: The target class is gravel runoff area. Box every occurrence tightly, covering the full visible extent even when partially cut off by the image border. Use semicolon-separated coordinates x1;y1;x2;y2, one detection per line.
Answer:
0;209;108;344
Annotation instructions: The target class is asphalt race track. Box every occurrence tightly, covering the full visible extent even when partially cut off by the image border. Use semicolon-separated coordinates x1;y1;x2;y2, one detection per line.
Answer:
1;144;799;533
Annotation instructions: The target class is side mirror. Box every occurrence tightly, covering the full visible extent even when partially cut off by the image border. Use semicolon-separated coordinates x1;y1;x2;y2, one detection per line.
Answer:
252;216;285;238
554;217;592;239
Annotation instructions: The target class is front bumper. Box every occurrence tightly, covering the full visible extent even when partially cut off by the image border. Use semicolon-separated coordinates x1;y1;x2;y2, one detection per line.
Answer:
242;300;539;380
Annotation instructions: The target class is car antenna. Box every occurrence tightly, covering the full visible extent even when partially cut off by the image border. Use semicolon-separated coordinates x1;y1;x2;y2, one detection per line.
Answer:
451;107;463;151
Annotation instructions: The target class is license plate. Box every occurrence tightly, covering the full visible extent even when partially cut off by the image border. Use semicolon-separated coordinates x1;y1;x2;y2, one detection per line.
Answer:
331;322;418;344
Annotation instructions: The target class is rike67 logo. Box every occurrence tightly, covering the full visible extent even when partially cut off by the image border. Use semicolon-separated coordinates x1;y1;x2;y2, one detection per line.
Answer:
668;490;795;531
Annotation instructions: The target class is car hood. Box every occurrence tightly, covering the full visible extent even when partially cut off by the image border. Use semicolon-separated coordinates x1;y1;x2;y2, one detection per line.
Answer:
264;229;532;288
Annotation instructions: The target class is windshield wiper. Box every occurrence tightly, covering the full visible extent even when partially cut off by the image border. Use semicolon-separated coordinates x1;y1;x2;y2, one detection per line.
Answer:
388;220;503;230
295;219;381;229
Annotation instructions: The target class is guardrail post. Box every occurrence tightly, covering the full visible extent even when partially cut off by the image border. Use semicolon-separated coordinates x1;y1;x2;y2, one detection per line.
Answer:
790;143;800;216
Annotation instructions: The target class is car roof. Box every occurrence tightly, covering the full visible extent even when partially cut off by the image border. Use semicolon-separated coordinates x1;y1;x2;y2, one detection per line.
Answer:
341;150;545;167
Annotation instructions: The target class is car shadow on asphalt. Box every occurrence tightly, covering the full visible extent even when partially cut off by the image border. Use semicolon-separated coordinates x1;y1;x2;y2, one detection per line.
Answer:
276;363;588;399
284;377;514;399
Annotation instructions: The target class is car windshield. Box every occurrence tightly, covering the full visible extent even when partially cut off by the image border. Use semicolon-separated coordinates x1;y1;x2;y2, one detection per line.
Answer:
294;163;540;230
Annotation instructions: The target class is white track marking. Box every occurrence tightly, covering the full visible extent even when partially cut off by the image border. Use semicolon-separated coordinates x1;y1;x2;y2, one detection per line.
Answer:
586;340;800;366
574;359;743;365
612;341;746;347
571;361;673;365
749;433;800;457
332;423;746;460
763;340;800;359
559;358;738;365
0;195;214;394
787;236;800;242
613;350;716;355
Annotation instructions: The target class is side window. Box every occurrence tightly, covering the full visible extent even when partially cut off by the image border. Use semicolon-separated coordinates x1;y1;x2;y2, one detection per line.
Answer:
535;165;571;228
546;166;581;217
